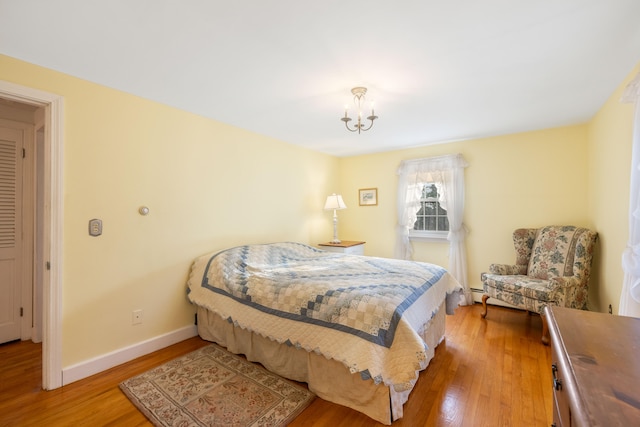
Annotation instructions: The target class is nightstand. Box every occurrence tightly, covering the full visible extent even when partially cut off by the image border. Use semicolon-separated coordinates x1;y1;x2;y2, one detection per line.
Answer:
318;241;365;255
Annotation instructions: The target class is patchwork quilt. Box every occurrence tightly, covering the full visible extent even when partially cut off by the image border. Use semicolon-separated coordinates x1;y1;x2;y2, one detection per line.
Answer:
187;242;462;391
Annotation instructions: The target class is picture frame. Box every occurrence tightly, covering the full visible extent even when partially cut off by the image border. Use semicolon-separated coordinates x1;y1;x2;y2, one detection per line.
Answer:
358;188;378;206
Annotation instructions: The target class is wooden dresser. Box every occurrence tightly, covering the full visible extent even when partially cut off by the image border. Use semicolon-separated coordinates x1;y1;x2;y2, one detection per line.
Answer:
545;306;640;426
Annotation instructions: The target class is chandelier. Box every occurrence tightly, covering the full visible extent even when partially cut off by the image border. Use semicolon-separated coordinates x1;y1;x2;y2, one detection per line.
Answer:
340;87;378;133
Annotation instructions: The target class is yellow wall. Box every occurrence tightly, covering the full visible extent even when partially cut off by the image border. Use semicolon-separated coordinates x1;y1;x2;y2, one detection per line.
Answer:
587;64;639;313
339;126;591;295
0;54;338;366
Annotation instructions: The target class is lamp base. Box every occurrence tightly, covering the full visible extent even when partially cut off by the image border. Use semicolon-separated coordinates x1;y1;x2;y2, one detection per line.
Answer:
329;239;342;244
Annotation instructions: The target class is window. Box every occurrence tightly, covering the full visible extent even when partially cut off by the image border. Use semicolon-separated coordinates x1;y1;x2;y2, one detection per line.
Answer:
395;153;470;304
411;183;449;239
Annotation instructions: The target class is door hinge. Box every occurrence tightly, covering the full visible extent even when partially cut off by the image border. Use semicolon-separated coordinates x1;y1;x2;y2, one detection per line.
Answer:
22;148;26;158
20;307;24;317
46;261;51;270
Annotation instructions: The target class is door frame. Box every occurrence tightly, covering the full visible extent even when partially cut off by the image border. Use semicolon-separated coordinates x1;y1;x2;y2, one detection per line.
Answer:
0;80;63;390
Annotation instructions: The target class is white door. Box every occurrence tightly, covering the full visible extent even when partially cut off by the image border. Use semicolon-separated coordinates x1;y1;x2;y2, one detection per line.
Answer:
0;125;23;344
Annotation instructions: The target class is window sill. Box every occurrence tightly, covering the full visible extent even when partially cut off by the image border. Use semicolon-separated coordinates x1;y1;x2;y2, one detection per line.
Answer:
409;232;449;243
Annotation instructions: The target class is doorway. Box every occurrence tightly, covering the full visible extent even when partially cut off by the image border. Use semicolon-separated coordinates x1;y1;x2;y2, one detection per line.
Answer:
0;80;63;390
0;108;36;345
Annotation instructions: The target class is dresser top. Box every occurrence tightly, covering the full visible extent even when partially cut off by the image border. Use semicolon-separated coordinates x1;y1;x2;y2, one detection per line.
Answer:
546;306;640;426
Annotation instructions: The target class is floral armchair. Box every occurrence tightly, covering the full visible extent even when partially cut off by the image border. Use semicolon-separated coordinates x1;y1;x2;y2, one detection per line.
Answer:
480;225;598;345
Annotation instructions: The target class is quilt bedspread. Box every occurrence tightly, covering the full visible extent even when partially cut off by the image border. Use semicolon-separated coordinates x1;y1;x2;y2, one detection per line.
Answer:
187;242;462;391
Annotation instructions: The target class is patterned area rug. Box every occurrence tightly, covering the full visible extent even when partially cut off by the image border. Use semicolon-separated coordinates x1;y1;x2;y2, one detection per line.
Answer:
119;343;315;426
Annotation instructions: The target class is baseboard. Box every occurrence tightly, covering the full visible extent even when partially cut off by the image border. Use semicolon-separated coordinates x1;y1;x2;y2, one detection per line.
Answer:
62;325;198;386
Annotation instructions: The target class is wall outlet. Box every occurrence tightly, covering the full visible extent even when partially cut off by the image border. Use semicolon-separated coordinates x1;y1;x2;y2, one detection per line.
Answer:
89;218;102;236
132;309;143;325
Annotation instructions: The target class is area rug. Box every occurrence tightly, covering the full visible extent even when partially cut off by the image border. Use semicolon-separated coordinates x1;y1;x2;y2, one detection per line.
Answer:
119;343;315;427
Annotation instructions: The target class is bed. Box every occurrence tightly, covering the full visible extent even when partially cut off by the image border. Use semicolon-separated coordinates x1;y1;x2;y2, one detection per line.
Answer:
186;242;462;424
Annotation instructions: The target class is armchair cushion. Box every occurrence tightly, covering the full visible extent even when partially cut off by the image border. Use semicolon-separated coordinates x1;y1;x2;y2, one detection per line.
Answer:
481;274;552;313
481;274;585;313
528;226;585;279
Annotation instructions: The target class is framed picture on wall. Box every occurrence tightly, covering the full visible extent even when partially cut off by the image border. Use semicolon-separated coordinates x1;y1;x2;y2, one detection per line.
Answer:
359;188;378;206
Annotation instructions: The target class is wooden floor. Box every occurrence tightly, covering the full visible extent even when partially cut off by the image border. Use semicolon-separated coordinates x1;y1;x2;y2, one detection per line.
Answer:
0;303;552;426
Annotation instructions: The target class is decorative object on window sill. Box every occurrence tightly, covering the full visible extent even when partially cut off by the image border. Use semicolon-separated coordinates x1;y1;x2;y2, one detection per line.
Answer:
359;188;378;206
341;87;378;133
324;193;347;243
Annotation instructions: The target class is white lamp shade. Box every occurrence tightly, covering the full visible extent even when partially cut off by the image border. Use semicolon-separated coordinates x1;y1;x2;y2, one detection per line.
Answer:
324;193;347;210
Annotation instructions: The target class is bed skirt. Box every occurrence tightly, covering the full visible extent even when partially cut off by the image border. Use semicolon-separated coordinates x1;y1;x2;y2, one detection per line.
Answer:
196;301;446;424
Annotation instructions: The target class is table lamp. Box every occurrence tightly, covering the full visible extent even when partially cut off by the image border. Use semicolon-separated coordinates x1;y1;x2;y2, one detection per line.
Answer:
324;193;347;243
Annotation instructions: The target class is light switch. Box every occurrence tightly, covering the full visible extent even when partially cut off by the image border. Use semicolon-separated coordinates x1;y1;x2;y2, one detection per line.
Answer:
89;219;102;236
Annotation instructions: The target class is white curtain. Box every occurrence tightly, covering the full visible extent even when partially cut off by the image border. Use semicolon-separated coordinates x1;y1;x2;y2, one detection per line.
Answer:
620;71;640;317
395;154;472;305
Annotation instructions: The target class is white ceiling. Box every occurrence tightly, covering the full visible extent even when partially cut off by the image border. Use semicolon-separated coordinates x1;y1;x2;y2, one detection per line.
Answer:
1;1;639;157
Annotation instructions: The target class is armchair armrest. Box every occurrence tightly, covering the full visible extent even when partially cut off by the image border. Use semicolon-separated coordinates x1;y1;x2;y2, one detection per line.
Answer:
549;276;581;288
489;263;527;275
548;275;588;309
